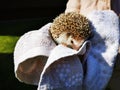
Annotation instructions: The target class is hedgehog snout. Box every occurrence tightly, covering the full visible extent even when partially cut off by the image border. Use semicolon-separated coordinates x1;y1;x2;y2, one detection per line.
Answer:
67;37;85;50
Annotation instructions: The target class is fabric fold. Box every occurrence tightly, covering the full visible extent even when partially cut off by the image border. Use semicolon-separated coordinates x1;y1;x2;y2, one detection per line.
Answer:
14;10;120;90
83;10;120;90
14;23;56;85
38;41;91;90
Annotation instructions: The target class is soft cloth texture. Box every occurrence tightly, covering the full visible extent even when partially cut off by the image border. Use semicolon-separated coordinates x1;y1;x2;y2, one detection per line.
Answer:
38;41;91;90
84;10;119;90
14;23;56;85
14;10;120;90
38;10;119;90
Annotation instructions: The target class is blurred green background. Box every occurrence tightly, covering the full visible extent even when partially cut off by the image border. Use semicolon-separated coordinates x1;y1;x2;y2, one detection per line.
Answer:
0;0;120;90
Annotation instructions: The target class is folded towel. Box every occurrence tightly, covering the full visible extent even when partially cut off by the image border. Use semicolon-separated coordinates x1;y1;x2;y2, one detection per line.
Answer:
37;10;119;90
84;10;119;90
38;41;91;90
14;23;56;85
14;10;119;90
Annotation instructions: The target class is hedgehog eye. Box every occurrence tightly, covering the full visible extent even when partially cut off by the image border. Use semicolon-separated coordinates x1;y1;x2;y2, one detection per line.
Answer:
71;40;73;44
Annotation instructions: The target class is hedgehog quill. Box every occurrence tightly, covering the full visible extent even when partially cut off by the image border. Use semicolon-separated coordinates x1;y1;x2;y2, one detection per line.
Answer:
50;12;91;50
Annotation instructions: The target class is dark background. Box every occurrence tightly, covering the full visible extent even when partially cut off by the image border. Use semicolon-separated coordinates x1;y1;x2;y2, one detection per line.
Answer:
0;0;67;90
0;0;120;90
0;0;67;36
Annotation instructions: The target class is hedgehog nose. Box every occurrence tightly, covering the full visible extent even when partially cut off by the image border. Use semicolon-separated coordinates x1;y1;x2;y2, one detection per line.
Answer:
72;44;81;51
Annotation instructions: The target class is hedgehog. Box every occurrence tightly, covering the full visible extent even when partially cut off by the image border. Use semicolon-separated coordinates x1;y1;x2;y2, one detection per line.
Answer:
50;12;92;50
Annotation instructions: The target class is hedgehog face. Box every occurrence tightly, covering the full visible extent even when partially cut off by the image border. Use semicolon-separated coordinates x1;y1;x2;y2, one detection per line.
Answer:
50;12;91;50
55;32;85;50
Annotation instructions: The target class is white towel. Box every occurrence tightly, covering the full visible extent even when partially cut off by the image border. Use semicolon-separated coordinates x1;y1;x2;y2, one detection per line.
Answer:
14;23;56;85
14;10;119;90
37;10;119;90
38;41;91;90
83;10;119;90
